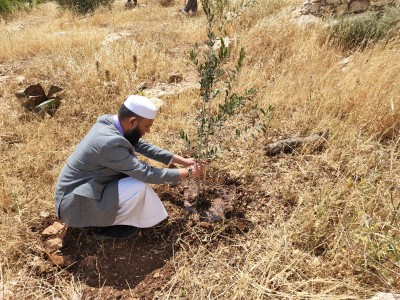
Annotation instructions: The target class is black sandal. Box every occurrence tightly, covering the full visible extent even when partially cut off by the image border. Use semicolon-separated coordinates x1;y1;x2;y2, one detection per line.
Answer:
92;225;139;240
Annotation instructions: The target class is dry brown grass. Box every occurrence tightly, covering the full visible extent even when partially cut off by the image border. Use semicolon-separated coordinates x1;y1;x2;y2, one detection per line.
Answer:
0;0;399;298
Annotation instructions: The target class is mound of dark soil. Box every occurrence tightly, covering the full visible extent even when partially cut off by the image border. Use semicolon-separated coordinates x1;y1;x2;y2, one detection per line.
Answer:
38;172;261;299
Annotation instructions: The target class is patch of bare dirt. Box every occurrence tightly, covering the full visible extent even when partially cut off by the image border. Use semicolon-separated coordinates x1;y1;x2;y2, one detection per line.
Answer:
36;172;267;299
62;225;178;299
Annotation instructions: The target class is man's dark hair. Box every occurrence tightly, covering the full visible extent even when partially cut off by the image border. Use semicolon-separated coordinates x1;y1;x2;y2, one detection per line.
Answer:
118;104;142;121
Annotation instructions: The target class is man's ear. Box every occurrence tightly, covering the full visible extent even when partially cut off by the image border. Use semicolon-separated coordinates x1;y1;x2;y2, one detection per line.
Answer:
129;116;138;127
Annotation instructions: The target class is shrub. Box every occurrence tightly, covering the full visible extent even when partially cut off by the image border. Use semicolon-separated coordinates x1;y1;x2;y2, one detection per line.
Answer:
0;0;40;14
328;7;400;50
55;0;115;14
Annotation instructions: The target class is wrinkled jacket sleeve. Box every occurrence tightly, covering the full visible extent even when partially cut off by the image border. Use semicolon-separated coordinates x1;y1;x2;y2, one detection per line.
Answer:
134;139;174;165
100;140;179;185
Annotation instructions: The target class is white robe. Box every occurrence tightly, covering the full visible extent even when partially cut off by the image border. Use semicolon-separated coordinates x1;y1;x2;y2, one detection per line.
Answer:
112;177;168;227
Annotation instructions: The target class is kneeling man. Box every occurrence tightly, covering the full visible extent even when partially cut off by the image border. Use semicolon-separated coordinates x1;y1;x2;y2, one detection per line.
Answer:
54;95;203;240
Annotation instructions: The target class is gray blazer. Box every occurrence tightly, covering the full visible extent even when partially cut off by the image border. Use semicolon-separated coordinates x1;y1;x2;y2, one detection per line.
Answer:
54;115;180;227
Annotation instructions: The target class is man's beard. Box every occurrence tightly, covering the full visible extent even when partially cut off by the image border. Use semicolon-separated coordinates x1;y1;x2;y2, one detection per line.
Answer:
124;126;142;146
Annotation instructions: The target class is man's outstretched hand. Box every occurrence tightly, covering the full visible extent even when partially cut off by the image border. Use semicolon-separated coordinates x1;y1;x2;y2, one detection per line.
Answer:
174;155;206;179
172;155;202;167
182;157;196;167
189;160;205;178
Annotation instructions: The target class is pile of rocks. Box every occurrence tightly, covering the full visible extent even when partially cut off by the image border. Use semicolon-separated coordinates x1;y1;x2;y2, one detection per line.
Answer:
299;0;396;16
41;221;73;267
15;83;63;116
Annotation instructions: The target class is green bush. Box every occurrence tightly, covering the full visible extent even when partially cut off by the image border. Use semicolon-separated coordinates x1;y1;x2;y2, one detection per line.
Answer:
0;0;36;14
55;0;115;14
329;7;400;50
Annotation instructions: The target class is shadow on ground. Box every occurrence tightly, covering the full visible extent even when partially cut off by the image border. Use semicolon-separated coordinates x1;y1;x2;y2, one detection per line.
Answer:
46;174;258;298
60;218;185;297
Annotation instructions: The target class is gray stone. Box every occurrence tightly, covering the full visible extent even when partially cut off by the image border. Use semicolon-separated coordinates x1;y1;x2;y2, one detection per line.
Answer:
348;0;370;13
101;32;133;47
369;293;400;300
297;0;392;16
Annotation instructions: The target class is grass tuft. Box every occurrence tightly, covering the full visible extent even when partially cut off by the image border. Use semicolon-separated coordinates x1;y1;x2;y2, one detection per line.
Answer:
328;6;400;51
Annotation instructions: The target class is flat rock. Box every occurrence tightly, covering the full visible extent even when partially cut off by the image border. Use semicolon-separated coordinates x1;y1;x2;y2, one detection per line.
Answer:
101;32;134;47
349;0;370;13
369;293;400;300
42;221;65;236
50;254;74;267
200;198;233;223
297;0;392;17
44;237;63;252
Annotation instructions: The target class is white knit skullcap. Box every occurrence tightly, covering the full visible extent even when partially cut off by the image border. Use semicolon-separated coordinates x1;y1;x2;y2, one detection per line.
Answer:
124;95;157;119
